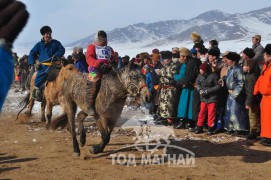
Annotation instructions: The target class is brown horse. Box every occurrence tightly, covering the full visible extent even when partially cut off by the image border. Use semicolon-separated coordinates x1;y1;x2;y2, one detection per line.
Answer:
51;63;152;157
17;64;80;128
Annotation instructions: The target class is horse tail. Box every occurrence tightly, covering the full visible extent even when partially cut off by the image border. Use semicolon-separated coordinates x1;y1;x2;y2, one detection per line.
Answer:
15;92;31;121
51;113;68;130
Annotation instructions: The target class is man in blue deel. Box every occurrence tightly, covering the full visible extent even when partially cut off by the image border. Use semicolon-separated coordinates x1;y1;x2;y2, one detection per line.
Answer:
28;25;65;101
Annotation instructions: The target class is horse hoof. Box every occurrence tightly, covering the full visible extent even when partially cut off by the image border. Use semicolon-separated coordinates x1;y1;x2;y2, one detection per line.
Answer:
73;152;80;158
45;124;50;130
90;145;103;154
41;116;46;122
80;136;86;147
24;111;30;115
79;139;86;147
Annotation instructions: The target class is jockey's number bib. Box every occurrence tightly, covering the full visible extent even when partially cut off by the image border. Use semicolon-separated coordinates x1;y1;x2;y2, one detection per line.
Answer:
95;45;112;60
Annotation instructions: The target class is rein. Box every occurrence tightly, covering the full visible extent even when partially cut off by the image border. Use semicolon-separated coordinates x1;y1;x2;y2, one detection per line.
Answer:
116;70;147;96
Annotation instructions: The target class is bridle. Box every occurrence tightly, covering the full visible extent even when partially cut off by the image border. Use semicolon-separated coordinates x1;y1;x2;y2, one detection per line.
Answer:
116;71;147;97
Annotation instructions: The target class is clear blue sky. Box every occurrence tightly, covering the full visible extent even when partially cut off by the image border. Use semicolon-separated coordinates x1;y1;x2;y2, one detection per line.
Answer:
15;0;271;46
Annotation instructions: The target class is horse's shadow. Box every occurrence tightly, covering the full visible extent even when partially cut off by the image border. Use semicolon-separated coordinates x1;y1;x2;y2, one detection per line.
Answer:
88;140;271;164
168;140;271;163
0;153;37;173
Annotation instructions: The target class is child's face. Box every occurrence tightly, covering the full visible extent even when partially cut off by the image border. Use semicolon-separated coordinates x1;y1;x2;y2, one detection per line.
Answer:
208;55;216;63
200;69;205;75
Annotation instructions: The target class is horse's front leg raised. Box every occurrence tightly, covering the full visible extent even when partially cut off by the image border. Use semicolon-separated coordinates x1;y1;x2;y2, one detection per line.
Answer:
90;116;112;154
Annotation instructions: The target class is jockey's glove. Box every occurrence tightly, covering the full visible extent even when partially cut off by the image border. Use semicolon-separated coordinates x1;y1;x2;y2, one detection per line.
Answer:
0;0;29;48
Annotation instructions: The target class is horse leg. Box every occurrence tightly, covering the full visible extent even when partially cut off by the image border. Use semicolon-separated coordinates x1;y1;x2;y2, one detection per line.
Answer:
40;99;46;122
45;102;53;129
77;111;88;147
25;98;34;115
90;117;111;154
67;102;80;157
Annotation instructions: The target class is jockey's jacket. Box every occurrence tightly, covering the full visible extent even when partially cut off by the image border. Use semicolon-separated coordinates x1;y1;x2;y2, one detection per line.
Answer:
28;39;65;65
86;43;115;70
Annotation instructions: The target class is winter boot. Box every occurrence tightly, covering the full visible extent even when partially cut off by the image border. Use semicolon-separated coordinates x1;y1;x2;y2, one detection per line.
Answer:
187;121;195;132
32;86;43;102
246;130;258;140
207;127;215;135
173;119;186;129
259;138;271;147
194;126;204;134
86;80;100;116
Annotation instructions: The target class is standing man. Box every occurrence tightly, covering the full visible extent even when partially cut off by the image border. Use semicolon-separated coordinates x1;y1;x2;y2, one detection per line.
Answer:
19;55;29;91
85;30;116;115
28;26;65;101
254;44;271;146
0;0;29;111
252;34;264;70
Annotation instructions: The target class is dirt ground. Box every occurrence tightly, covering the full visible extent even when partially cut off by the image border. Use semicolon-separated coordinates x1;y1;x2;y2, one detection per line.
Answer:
1;93;271;179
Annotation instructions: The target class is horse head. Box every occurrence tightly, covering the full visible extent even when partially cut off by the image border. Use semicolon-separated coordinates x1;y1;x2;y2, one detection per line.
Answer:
58;64;80;81
118;62;152;105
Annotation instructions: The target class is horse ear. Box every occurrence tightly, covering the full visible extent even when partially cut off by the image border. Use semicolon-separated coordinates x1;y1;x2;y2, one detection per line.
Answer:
127;60;133;70
127;61;140;71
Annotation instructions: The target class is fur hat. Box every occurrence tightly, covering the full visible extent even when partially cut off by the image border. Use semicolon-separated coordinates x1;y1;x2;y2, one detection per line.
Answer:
243;47;255;58
152;53;160;61
172;47;179;52
253;35;261;42
0;0;29;45
264;44;271;55
222;51;230;57
40;26;52;35
160;51;172;59
199;63;210;72
76;47;83;53
193;43;205;50
225;52;240;62
208;48;220;57
94;30;107;43
152;48;159;54
199;48;208;55
179;47;190;57
209;39;219;46
191;32;201;40
122;55;130;60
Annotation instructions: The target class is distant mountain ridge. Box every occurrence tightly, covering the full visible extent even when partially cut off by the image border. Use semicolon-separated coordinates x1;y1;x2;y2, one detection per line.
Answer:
67;7;271;49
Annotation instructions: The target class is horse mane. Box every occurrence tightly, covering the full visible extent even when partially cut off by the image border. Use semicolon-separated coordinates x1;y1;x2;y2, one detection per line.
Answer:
47;63;62;82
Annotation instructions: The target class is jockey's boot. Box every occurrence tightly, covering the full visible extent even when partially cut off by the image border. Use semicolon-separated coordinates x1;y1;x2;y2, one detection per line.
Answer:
32;86;43;102
86;80;99;116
